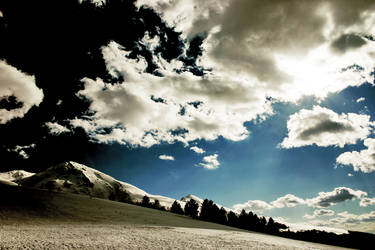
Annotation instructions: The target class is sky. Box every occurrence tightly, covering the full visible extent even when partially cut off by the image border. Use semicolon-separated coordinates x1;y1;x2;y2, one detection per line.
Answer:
1;0;375;233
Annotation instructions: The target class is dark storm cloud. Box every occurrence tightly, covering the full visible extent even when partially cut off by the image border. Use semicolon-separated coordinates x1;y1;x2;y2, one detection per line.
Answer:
331;34;367;54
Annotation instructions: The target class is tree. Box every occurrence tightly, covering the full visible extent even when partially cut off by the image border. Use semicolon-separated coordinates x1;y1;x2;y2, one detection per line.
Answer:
152;199;161;210
227;211;238;227
199;199;210;221
170;200;184;215
217;207;228;225
141;195;150;207
184;198;199;218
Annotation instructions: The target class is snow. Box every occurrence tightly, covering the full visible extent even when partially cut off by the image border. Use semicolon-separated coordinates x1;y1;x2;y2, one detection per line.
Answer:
16;161;178;208
0;184;349;250
0;224;349;250
181;194;204;205
0;161;348;236
0;170;34;186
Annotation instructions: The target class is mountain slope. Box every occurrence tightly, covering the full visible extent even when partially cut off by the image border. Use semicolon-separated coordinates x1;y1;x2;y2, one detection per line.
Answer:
17;161;179;207
0;183;349;250
0;170;35;186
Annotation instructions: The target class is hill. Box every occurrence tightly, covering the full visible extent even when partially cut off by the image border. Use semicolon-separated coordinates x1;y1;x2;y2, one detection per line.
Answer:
0;183;348;249
9;161;179;208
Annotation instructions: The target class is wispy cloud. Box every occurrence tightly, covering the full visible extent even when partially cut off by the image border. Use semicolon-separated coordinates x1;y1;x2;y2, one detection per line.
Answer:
190;146;205;154
304;209;335;219
159;154;175;161
45;122;70;135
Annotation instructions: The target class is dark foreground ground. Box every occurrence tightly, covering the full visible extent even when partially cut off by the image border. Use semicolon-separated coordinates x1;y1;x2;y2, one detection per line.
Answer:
0;184;350;249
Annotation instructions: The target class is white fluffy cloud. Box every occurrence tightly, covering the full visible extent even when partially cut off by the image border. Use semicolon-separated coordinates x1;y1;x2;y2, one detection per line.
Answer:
360;198;375;207
304;209;335;219
45;122;70;135
271;194;305;208
138;0;375;100
159;155;175;161
73;42;269;147
281;106;373;148
233;200;273;212
190;146;205;154
336;138;375;173
306;187;367;208
75;0;375;148
0;61;43;124
198;154;219;170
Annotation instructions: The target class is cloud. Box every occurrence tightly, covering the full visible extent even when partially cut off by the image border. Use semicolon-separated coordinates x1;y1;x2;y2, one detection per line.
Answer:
271;194;305;208
310;211;375;233
335;211;375;224
304;209;335;219
45;122;70;135
331;33;367;54
198;154;219;170
0;61;43;124
158;155;175;161
233;200;273;212
73;41;269;147
7;144;36;159
232;186;367;215
336;138;375;173
306;187;367;208
75;0;375;148
356;97;365;103
190;146;205;154
360;198;375;207
139;0;375;100
280;106;373;148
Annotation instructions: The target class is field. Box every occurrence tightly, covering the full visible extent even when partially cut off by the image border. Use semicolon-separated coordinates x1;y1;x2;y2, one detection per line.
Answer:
0;184;349;249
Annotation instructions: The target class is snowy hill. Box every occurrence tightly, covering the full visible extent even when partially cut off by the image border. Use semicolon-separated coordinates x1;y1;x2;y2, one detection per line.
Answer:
181;194;204;205
0;161;220;210
0;170;35;186
16;161;178;208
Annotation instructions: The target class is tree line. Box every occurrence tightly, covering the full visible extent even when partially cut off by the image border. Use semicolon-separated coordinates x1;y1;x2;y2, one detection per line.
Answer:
134;195;374;249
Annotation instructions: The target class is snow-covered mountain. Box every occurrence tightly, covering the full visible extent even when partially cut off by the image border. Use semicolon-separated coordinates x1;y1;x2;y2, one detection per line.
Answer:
181;194;204;205
12;161;178;208
0;170;35;186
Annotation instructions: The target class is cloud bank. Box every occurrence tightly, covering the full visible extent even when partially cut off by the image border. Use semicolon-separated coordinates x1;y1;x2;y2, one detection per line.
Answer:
72;0;375;148
233;187;367;212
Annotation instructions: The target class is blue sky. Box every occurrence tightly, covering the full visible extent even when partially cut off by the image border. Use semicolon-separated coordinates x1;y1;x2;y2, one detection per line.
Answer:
1;0;375;233
86;84;375;233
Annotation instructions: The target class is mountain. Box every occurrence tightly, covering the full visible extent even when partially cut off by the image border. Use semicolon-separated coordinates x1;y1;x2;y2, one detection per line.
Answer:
14;161;178;208
0;170;35;186
1;161;221;211
181;194;204;205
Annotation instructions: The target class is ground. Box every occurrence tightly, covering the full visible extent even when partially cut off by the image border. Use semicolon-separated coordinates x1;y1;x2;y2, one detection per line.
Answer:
0;184;349;249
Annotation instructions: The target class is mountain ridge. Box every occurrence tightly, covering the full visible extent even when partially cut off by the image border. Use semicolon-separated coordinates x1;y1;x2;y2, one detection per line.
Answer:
2;161;190;208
